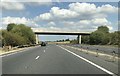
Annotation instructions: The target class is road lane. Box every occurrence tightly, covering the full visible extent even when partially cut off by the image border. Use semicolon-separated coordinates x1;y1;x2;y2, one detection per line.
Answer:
2;46;46;74
2;44;111;74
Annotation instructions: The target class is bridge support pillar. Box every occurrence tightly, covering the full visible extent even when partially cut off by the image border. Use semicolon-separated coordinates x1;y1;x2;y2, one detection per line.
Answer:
77;35;81;44
35;34;39;44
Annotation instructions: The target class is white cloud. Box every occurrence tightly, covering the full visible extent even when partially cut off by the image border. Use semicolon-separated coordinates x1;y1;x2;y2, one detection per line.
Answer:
68;2;118;20
69;3;97;14
69;2;118;14
62;21;75;26
63;18;111;26
47;22;56;26
1;0;52;2
50;7;79;19
62;18;112;31
27;2;53;6
79;20;91;25
35;2;117;22
32;26;76;32
35;13;52;21
2;17;28;24
97;4;118;13
0;2;25;10
34;2;117;32
1;1;53;11
91;18;110;25
35;6;78;21
2;17;38;29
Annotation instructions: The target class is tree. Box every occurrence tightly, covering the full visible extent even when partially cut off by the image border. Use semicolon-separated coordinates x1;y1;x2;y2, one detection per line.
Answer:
7;23;16;31
78;25;119;45
101;33;109;45
81;36;90;44
97;26;109;33
2;23;36;48
0;30;3;47
11;24;36;44
109;31;120;45
89;26;110;45
2;30;26;47
65;38;70;41
89;31;103;45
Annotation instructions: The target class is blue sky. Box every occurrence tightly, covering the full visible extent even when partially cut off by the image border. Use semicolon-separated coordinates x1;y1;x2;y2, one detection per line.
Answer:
1;2;118;41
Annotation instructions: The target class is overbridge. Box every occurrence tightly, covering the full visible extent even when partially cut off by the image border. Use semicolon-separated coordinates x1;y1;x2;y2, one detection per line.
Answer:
32;28;91;44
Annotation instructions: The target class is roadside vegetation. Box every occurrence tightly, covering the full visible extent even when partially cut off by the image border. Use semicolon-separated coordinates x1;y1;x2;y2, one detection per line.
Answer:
0;23;36;51
71;26;119;46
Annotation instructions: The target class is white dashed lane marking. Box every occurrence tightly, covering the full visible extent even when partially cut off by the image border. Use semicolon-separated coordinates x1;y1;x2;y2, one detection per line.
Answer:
35;56;40;60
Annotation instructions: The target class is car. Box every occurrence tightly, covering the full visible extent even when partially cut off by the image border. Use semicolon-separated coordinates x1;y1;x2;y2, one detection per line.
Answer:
41;42;46;46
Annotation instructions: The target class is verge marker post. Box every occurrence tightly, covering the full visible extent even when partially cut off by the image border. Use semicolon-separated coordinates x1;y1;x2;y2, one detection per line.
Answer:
96;49;99;57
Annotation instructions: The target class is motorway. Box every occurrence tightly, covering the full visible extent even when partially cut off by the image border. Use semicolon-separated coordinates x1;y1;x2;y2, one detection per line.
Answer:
1;44;118;75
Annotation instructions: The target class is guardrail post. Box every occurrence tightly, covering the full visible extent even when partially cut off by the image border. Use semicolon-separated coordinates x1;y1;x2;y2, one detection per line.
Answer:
112;51;116;62
96;49;99;57
86;47;89;54
81;46;82;51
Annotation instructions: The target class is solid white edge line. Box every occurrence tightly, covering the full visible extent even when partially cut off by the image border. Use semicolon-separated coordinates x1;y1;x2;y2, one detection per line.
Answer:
35;56;40;60
1;50;27;57
1;46;40;58
58;45;114;75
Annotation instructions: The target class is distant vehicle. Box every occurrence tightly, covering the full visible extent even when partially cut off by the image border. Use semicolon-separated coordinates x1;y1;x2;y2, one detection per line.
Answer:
41;42;46;46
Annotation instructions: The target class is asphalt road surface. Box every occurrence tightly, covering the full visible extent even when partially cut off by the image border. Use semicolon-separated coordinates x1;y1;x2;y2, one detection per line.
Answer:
1;44;118;75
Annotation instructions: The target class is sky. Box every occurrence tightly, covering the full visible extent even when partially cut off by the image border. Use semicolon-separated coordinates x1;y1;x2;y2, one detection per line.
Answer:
0;1;119;41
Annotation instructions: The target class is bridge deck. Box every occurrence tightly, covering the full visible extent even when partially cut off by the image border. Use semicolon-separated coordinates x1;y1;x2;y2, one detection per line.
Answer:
34;32;90;35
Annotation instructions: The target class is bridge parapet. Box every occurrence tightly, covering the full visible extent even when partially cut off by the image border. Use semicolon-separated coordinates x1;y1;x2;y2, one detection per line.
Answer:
31;28;91;35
